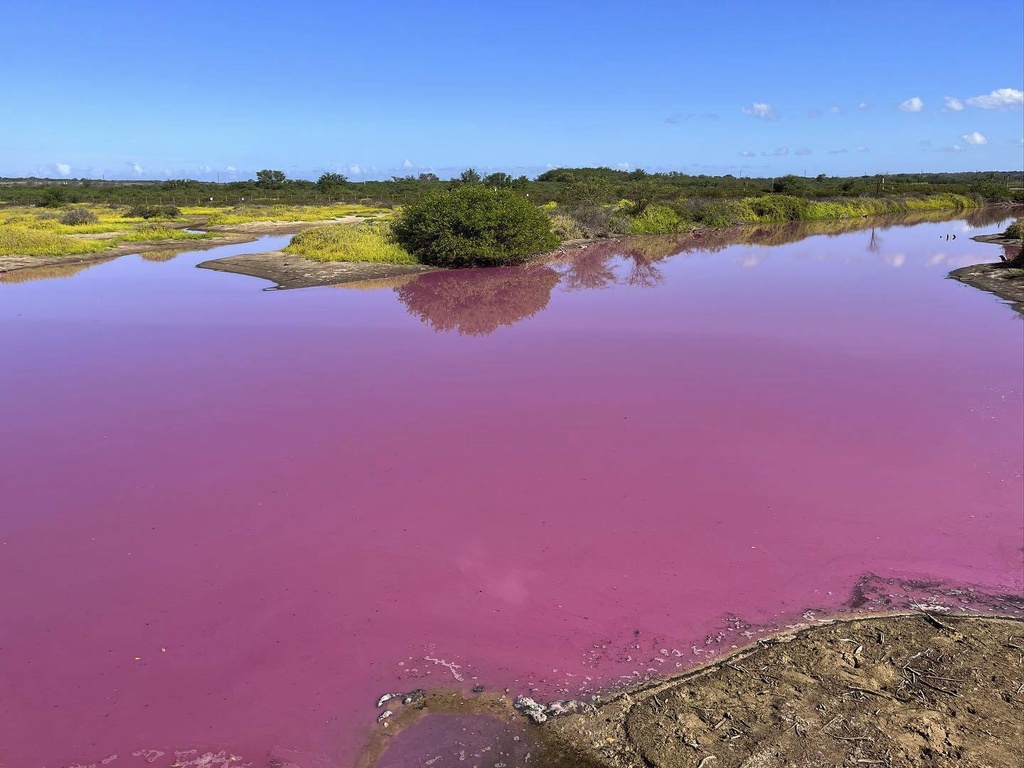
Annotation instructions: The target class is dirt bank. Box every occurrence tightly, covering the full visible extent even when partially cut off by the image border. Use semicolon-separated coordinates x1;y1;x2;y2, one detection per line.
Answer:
196;250;437;289
952;234;1024;314
360;614;1024;768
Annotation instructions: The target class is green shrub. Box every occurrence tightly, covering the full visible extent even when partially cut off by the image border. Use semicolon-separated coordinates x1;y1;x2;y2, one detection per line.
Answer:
285;222;416;264
59;208;99;226
1003;219;1023;240
548;212;585;240
126;204;180;220
629;204;685;235
391;186;560;267
558;205;630;238
36;186;69;207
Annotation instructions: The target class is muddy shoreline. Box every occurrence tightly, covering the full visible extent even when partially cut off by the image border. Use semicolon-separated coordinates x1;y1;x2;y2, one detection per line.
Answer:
951;233;1024;315
361;612;1024;768
197;249;437;289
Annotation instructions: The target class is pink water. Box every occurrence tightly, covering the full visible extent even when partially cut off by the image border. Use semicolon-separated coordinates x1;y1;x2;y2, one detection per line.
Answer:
1;215;1021;768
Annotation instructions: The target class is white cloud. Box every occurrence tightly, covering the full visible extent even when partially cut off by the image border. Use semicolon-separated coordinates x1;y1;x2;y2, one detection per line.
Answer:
943;96;964;111
962;131;988;145
884;253;907;268
857;102;870;110
347;164;363;175
224;165;237;173
402;159;413;168
795;147;812;155
761;147;789;156
55;162;71;176
965;87;1023;109
939;144;965;153
829;105;842;114
899;97;925;112
198;165;212;173
738;150;755;157
856;146;869;153
616;162;633;170
130;162;144;174
742;102;778;121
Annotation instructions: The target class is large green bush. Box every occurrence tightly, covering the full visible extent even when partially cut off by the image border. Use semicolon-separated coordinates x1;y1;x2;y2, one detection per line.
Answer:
1003;218;1023;240
391;186;560;267
628;204;685;235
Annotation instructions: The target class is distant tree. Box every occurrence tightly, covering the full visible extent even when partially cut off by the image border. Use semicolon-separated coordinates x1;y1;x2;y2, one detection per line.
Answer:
625;179;658;215
418;172;440;182
561;178;614;206
484;172;513;187
316;172;348;192
36;185;68;207
458;167;482;184
256;169;286;189
774;175;813;196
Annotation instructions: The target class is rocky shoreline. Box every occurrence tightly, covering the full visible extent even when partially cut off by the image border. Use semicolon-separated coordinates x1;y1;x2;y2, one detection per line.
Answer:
951;232;1024;315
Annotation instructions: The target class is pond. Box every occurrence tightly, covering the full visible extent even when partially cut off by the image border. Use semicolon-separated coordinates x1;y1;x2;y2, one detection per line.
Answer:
0;211;1020;768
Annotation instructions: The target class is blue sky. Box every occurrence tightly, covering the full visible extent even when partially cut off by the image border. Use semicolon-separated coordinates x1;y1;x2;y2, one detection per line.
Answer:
2;0;1022;180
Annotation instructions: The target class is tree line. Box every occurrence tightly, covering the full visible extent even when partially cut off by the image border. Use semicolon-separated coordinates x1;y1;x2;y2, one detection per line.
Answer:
2;167;1021;209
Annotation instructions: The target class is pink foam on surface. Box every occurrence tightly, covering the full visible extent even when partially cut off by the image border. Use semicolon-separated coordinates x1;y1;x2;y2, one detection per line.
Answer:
1;219;1021;768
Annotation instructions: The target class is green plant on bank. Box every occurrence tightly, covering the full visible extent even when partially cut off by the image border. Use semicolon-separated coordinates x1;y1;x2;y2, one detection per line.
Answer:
628;204;685;235
59;208;99;226
391;186;560;267
548;212;586;240
285;222;417;264
1003;219;1023;240
115;225;205;244
0;211;207;257
126;204;180;219
198;203;386;226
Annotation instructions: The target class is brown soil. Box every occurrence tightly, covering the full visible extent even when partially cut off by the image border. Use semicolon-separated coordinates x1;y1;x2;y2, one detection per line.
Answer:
196;250;436;289
359;614;1024;768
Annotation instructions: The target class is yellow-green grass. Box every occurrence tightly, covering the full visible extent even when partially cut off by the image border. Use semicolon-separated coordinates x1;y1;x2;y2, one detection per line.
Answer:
285;223;417;264
0;206;208;257
1;204;168;235
183;203;390;226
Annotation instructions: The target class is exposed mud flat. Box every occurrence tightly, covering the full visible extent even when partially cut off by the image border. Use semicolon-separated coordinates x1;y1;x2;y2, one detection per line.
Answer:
951;235;1024;315
949;263;1024;315
196;249;436;289
361;614;1024;768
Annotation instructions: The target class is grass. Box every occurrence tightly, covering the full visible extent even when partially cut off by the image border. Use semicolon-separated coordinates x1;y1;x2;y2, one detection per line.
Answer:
285;222;417;264
184;203;390;226
0;205;207;257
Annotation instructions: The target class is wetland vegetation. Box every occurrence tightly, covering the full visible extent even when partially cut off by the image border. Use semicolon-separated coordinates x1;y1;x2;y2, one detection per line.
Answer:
1;169;1020;273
